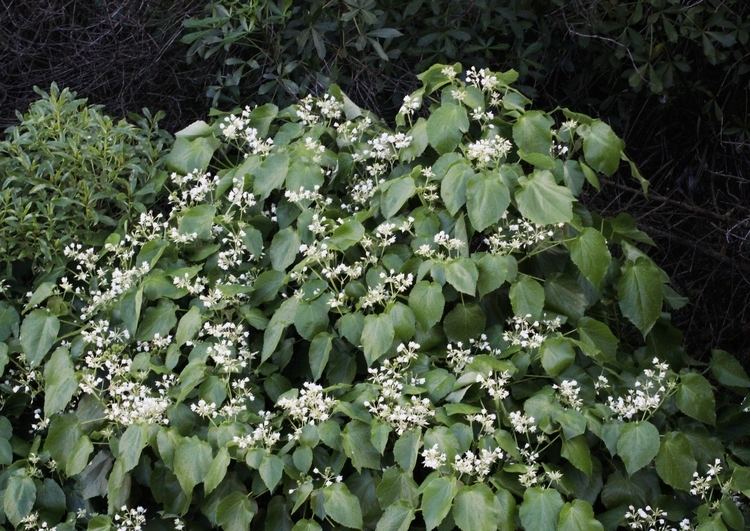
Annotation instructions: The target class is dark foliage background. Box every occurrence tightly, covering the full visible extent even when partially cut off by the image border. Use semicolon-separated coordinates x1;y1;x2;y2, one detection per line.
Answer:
1;0;748;360
0;0;212;131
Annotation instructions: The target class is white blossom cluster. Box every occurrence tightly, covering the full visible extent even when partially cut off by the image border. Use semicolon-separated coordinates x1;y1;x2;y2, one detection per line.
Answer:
399;93;422;117
476;371;511;400
485;214;562;253
233;411;282;450
445;334;500;373
503;314;562;349
623;505;691;531
366;132;412;161
453;448;504;479
360;270;414;310
416;230;465;259
689;458;722;500
553;379;583;410
365;342;435;434
421;444;504;480
201;321;256;373
466;135;512;167
168;170;218;210
296;94;344;125
606;357;675;420
219;106;274;155
277;382;336;426
113;506;147;531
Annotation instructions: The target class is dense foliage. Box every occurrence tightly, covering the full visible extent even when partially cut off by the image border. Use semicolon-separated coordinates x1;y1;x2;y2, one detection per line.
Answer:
1;65;748;530
181;0;750;355
0;84;170;288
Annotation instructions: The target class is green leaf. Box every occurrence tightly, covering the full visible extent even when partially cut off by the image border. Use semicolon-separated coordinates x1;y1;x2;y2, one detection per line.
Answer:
409;281;444;330
342;421;381;471
3;474;36;526
0;301;20;341
616;421;660;475
710;350;750;388
519;487;564;531
577;317;618;363
579;120;624;177
655;432;697;490
427;103;469;154
294;297;329;340
445;258;478;296
178;204;215;239
476;254;517;296
217;492;256;531
382;177;416;219
361;313;395;366
175;305;202;347
117;423;148;472
617;258;664;336
540;337;576;377
443;303;486;343
561;435;593;476
259;453;284;492
173;436;213;495
253;151;289;199
262;298;298;362
375;500;415;531
204;447;231;495
440;162;473;216
0;437;11;465
292;520;322;531
566;228;611;287
43;348;77;417
512;111;553;154
393;430;420;472
45;414;93;476
452;483;503;531
270;227;300;271
166;135;219;174
20;309;60;367
557;500;603;531
136;299;177;341
676;372;716;425
420;475;457;530
329;219;365;251
323;483;363;529
309;332;333;381
466;171;510;231
509;276;545;319
516;170;575;226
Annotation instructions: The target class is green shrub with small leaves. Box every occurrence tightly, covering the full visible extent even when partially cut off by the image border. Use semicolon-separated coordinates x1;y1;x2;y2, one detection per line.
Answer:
0;84;171;287
1;65;748;530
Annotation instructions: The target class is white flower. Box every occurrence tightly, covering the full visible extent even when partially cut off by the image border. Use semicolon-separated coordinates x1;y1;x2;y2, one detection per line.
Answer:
421;444;447;469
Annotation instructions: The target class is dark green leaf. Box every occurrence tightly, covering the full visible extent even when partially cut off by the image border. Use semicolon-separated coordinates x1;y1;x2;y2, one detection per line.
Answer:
323;483;363;529
616;421;660;476
617;258;664;336
420;475;456;530
20;309;59;367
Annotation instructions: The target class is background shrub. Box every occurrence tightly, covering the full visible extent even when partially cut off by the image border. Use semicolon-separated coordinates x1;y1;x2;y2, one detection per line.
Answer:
0;84;170;290
1;65;747;530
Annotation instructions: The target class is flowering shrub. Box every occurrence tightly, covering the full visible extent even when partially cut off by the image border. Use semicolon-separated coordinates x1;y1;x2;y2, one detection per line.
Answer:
1;64;749;530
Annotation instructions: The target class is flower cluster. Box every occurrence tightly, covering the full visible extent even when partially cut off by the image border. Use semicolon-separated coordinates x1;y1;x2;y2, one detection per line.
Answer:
606;358;675;420
623;505;691;531
277;382;336;426
485;214;561;253
365;342;435;434
689;459;723;500
503;314;562;349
